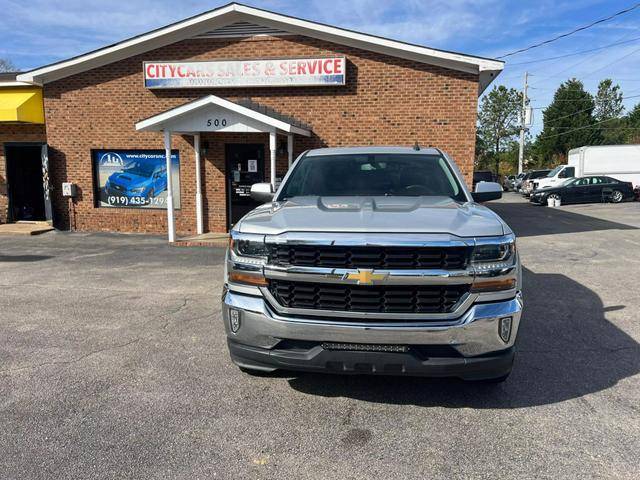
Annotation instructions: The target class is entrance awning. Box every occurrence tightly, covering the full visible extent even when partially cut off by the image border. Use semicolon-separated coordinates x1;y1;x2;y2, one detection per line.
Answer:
0;88;45;124
135;94;311;136
135;95;311;243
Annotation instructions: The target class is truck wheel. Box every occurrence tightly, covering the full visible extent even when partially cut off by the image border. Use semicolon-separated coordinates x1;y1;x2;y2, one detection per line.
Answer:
611;190;623;203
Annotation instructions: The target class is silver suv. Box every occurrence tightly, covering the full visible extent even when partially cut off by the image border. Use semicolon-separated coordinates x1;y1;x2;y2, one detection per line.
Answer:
222;147;522;382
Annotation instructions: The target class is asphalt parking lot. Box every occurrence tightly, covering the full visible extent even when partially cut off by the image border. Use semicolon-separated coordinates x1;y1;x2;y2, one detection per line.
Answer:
1;194;639;479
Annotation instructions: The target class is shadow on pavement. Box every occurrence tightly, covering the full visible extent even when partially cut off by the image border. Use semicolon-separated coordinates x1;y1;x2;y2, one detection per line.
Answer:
487;201;637;237
286;268;640;408
0;254;53;262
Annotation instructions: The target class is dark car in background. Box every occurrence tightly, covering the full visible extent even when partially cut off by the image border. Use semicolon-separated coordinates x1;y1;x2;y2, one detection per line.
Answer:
530;176;635;206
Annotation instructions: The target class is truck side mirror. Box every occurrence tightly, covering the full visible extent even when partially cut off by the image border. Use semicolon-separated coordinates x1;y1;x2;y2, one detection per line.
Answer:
472;181;502;202
250;182;274;202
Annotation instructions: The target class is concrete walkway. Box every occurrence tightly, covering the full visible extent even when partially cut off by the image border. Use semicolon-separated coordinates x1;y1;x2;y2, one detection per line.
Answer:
0;221;54;236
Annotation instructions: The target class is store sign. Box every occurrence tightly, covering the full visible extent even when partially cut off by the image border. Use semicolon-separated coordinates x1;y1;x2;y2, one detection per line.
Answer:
93;149;180;209
143;57;346;89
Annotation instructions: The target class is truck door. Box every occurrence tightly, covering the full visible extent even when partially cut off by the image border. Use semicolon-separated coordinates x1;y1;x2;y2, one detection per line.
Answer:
558;166;575;182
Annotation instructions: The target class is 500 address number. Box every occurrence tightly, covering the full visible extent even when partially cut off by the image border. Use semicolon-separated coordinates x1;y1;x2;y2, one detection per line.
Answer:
206;118;228;128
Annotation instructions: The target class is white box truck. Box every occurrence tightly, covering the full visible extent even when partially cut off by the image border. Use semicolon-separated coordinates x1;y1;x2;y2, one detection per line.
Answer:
534;144;640;191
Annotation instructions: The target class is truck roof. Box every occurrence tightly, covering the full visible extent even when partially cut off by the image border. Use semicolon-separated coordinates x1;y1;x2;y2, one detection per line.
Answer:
305;146;443;156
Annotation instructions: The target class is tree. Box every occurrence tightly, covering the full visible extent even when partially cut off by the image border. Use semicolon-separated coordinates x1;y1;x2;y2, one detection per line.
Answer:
594;79;624;121
536;79;601;163
625;102;640;143
594;79;626;144
476;85;522;176
0;58;16;72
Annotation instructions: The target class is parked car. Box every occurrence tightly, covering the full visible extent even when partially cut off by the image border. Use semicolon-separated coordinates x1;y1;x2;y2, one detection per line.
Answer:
224;146;522;383
530;176;634;206
473;170;495;191
521;169;551;197
513;172;526;191
534;145;640;192
502;175;515;191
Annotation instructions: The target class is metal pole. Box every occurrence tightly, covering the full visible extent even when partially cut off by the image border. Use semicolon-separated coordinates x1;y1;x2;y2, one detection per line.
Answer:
194;133;203;235
269;130;277;190
287;134;293;169
164;130;175;243
518;71;528;175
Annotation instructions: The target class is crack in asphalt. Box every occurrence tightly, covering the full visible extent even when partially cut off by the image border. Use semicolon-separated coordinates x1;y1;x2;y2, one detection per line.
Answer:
160;297;190;330
0;338;141;375
0;297;214;376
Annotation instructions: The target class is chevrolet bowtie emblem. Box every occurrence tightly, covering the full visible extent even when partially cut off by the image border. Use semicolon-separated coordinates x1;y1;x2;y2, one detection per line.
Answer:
343;269;388;285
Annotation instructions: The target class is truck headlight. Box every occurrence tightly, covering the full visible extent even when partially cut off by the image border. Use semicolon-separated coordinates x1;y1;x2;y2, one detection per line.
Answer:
231;233;269;260
228;233;269;286
470;235;517;293
471;236;515;271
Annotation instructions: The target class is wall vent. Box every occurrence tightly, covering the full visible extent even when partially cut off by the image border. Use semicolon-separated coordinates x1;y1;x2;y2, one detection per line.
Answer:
194;21;290;39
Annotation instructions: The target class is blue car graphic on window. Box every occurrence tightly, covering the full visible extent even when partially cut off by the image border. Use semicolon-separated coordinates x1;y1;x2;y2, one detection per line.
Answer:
104;159;167;204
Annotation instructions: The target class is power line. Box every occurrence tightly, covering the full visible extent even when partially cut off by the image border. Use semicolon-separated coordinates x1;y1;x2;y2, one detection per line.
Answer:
507;36;640;66
531;42;640;84
497;2;640;58
537;115;625;140
532;93;640;103
527;93;640;127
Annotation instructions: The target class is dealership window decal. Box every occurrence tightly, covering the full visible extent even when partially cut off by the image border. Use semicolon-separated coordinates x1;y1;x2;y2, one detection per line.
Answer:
92;149;181;209
143;57;346;89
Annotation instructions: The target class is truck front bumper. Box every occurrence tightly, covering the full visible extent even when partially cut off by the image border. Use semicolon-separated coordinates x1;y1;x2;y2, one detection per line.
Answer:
222;290;523;380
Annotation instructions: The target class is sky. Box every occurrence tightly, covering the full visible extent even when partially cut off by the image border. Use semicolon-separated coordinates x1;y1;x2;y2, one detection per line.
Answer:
1;0;640;135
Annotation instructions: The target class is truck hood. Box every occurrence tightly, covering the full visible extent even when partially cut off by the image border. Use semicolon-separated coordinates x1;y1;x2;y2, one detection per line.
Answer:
237;196;508;237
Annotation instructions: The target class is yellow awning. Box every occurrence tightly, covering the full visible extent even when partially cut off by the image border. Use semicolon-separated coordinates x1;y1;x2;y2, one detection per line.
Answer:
0;88;45;124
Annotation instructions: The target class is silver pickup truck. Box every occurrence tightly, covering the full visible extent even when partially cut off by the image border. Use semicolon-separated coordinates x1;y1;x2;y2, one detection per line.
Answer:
222;146;522;382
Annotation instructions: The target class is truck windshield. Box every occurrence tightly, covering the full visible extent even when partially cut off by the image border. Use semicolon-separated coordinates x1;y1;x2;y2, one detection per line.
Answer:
547;166;563;177
278;153;466;201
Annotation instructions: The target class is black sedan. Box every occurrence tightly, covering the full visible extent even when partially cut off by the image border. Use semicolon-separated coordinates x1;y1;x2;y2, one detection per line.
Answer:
530;176;635;205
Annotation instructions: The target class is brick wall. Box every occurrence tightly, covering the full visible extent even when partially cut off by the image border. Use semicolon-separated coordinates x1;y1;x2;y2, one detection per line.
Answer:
0;124;47;223
43;34;479;235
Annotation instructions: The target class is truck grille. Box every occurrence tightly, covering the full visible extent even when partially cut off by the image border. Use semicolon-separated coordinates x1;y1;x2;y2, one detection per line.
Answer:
268;245;469;270
268;280;469;314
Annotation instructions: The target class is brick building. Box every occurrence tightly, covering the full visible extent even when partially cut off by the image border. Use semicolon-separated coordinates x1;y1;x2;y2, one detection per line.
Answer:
2;3;503;240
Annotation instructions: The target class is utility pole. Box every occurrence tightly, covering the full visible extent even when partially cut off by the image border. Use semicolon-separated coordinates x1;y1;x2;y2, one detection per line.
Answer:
518;71;529;175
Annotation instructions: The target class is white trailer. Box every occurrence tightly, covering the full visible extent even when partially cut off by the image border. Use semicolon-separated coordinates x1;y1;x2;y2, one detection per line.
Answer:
568;145;640;187
535;144;640;190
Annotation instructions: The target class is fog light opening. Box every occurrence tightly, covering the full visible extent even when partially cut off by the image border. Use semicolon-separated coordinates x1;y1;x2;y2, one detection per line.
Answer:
229;308;241;333
499;316;512;343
